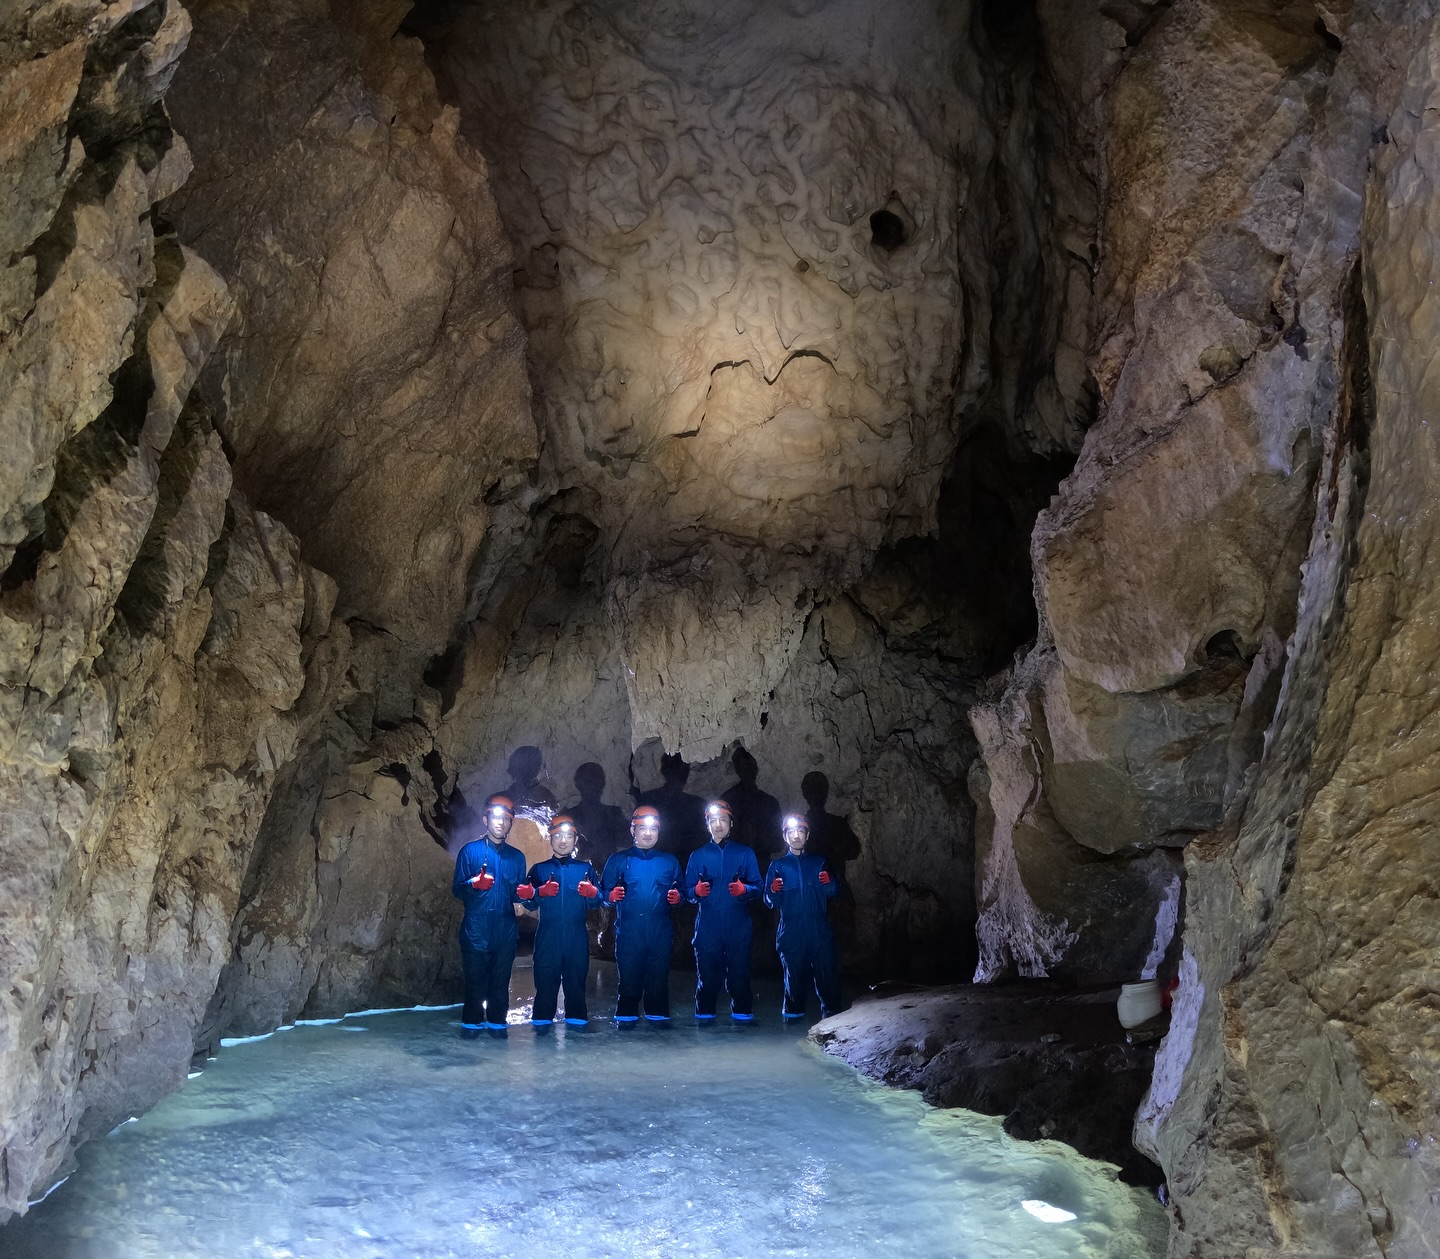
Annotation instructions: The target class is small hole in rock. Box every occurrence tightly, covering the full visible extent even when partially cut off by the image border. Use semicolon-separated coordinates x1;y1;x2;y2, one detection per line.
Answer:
794;258;810;273
870;209;907;252
1202;630;1244;663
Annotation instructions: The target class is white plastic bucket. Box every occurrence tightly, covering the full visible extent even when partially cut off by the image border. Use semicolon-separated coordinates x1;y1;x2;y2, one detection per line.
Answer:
1117;980;1163;1029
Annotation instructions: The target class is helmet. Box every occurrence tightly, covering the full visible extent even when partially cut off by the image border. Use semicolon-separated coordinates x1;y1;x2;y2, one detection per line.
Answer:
484;793;516;817
704;799;733;818
631;805;661;823
782;813;810;835
548;814;577;836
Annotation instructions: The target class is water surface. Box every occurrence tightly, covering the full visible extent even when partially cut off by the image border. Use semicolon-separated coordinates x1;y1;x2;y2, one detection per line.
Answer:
5;965;1166;1258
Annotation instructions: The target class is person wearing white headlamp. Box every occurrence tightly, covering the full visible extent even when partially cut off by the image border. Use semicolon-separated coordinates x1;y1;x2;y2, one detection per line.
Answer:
451;793;529;1036
685;799;761;1022
763;812;843;1020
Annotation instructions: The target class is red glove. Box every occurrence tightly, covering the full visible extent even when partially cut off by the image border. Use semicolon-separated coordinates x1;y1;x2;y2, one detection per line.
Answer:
770;876;783;893
728;878;746;897
666;888;682;905
818;870;831;885
516;882;535;900
470;871;495;890
694;880;711;899
578;879;599;898
608;886;625;903
539;879;561;897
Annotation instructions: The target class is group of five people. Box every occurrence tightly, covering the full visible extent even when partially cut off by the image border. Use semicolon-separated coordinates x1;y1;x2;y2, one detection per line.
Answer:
451;792;844;1036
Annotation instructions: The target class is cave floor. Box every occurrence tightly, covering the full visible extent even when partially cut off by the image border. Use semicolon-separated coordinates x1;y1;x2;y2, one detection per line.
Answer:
4;965;1165;1259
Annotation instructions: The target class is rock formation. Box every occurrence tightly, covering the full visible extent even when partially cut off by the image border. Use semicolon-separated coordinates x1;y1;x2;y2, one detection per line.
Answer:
160;0;537;1050
0;0;532;1216
1;0;1438;1254
0;0;341;1215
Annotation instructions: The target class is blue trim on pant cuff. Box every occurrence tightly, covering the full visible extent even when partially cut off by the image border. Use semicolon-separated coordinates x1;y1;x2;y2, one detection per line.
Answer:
644;1014;671;1022
460;1023;486;1030
614;1015;640;1023
731;1012;755;1021
564;1018;588;1026
782;1012;806;1020
530;1019;553;1026
694;1013;717;1020
485;1022;509;1030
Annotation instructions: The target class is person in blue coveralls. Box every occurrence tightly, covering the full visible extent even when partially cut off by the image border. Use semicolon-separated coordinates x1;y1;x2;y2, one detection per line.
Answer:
451;793;530;1038
524;814;602;1027
600;805;683;1023
764;813;843;1020
686;799;761;1022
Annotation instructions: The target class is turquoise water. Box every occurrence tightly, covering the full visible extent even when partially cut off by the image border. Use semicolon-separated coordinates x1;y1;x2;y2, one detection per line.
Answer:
3;965;1166;1258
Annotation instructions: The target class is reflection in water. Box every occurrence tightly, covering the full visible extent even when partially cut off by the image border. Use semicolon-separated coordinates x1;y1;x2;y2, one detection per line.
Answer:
5;966;1166;1259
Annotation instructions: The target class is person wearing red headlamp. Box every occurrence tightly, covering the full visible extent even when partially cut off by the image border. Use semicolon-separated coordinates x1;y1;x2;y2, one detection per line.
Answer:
523;814;602;1026
599;805;683;1023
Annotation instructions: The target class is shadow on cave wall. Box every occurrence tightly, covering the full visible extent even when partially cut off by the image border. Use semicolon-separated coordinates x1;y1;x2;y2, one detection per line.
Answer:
397;0;1090;987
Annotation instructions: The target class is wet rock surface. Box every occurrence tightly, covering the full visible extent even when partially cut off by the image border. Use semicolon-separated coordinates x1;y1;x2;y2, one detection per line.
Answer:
812;986;1163;1187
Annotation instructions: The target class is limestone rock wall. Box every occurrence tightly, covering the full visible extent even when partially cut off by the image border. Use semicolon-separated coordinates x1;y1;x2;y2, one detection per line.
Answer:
0;0;535;1214
969;1;1402;985
0;0;348;1215
415;0;1091;759
967;1;1440;1254
405;0;1095;978
156;0;540;1040
1136;11;1440;1256
163;0;534;669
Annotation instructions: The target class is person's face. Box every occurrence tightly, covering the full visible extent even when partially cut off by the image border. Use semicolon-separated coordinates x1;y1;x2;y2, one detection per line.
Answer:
632;817;660;850
784;825;808;855
485;807;514;841
706;809;731;841
550;827;576;858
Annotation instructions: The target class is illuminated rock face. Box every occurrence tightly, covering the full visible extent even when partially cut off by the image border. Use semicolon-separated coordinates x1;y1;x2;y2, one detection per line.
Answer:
424;0;983;759
975;4;1440;1257
0;0;529;1217
0;0;336;1218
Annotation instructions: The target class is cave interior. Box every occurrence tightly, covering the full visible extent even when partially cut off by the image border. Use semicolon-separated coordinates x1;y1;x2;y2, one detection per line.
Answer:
1;0;1438;1256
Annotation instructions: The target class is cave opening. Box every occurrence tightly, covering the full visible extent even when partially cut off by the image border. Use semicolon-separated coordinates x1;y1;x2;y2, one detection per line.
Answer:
869;207;908;251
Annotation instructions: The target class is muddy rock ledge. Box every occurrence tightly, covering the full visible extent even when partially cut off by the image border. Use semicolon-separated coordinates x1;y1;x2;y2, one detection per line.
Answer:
813;984;1164;1188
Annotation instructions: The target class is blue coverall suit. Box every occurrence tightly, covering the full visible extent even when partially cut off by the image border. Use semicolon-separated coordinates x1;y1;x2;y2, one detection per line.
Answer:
763;852;842;1018
600;846;682;1021
686;840;761;1019
452;837;528;1030
525;853;601;1025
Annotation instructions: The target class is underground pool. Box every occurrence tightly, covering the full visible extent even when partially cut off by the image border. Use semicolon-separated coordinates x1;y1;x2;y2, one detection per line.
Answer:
4;965;1167;1258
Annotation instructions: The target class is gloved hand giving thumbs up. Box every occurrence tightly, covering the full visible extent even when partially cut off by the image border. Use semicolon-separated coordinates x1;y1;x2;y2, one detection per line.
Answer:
728;876;747;897
516;882;535;900
818;870;831;885
770;875;783;893
539;878;561;897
